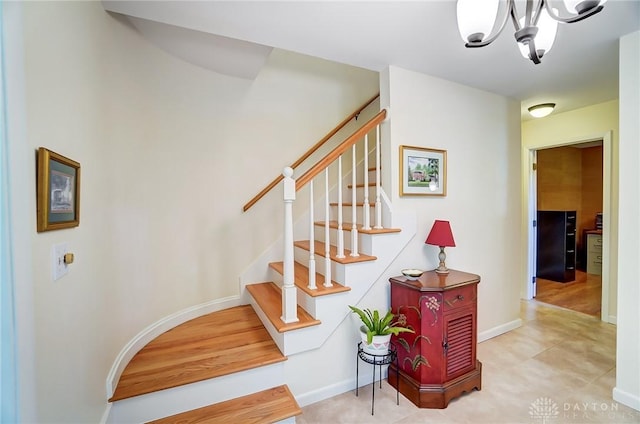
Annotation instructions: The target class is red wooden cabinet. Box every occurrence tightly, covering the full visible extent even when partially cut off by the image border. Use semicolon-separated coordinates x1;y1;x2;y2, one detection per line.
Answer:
388;269;482;408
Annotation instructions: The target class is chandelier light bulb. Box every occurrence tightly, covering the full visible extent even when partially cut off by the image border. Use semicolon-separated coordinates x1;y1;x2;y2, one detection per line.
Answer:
456;0;500;43
518;8;559;59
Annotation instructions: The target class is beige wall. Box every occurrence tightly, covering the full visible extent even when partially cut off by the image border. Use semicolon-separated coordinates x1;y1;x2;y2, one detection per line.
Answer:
13;2;378;421
522;100;618;319
379;66;523;337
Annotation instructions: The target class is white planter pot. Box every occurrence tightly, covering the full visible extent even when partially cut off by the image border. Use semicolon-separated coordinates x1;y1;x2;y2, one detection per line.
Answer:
359;327;391;355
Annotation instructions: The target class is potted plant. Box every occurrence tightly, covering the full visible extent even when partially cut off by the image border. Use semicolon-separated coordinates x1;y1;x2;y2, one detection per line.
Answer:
349;305;414;355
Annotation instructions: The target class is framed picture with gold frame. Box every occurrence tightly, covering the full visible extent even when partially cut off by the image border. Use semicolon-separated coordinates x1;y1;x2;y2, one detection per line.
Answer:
36;147;80;232
400;145;446;196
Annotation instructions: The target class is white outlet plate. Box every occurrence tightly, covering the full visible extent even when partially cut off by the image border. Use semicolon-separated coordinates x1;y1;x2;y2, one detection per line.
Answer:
52;243;69;281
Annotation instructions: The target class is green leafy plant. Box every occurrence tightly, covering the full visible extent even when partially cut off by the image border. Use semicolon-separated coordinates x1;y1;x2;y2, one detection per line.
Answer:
348;305;414;344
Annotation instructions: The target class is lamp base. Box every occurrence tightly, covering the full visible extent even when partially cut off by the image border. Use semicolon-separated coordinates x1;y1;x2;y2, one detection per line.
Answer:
435;246;449;274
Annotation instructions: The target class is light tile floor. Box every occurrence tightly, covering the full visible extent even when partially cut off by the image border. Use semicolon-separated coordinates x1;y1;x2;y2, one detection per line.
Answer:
298;300;640;424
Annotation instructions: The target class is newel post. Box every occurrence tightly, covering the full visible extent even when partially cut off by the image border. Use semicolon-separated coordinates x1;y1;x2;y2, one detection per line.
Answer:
281;167;299;324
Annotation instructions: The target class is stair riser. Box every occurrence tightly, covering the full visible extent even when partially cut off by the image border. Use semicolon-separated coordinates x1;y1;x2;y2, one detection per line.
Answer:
248;295;286;354
293;247;344;283
268;268;284;288
327;205;372;227
296;287;317;317
107;362;285;424
312;229;375;256
343;186;379;203
343;167;379;186
266;270;319;318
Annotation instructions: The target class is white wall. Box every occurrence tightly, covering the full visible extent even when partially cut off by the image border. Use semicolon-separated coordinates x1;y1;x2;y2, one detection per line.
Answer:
380;66;523;338
614;30;640;412
3;2;37;421
12;2;378;421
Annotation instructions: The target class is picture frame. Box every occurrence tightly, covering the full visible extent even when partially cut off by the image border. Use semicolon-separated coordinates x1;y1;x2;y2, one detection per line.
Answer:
399;145;447;196
36;147;80;232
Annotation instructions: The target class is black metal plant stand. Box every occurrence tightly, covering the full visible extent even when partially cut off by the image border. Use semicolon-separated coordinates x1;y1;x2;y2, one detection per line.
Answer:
355;342;399;415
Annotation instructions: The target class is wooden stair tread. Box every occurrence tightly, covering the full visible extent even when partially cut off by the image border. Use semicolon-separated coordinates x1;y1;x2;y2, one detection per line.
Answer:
294;240;377;264
269;261;351;297
148;385;302;424
109;305;286;402
314;220;401;235
347;182;378;189
329;202;364;207
246;282;321;332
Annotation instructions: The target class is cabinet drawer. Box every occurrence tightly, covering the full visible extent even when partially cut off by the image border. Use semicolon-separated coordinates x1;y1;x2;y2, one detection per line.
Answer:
587;260;602;275
587;253;602;275
587;234;602;253
443;285;476;312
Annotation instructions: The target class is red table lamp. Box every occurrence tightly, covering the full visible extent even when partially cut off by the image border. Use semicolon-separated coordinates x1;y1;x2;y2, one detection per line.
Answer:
425;220;456;274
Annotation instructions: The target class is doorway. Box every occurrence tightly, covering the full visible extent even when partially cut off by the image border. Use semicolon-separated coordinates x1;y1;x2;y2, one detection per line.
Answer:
524;131;612;323
533;142;603;316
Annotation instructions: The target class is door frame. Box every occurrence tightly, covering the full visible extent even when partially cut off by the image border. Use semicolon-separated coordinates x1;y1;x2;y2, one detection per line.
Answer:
523;131;613;323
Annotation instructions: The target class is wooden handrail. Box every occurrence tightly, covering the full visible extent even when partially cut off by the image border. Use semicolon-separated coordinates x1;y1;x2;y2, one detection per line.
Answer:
296;109;387;191
242;93;379;212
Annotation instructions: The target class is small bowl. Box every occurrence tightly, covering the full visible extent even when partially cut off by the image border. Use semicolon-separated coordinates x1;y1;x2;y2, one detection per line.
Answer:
401;268;424;280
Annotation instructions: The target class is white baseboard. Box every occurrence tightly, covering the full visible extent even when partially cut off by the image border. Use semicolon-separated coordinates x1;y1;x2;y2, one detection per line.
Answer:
478;319;522;343
105;295;241;400
608;315;617;325
295;319;522;408
613;387;640;412
99;402;112;424
294;368;384;407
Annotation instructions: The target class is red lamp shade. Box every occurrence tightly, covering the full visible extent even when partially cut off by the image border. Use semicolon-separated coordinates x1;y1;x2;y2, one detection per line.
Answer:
425;220;456;247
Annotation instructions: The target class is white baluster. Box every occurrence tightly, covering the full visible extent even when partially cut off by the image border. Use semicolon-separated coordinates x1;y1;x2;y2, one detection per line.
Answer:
336;156;345;259
308;180;316;290
281;167;299;323
324;169;332;287
374;124;383;229
362;133;371;230
350;144;359;257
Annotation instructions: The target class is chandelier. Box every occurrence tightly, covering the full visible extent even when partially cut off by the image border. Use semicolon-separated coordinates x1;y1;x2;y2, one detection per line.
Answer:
456;0;607;64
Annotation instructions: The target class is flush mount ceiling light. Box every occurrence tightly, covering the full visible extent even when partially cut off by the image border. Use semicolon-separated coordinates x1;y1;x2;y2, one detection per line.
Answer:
456;0;607;65
528;103;556;117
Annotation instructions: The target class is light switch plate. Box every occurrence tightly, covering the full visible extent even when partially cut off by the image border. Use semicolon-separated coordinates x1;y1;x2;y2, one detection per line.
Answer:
52;243;69;281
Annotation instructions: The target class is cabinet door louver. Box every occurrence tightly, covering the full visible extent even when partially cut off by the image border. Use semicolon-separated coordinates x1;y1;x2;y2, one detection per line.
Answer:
445;314;473;379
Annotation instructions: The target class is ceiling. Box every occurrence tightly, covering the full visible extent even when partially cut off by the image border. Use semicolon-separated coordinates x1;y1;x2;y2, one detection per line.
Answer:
103;1;640;120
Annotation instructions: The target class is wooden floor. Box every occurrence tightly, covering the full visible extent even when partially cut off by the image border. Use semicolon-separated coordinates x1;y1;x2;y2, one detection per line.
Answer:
109;305;286;402
535;270;602;316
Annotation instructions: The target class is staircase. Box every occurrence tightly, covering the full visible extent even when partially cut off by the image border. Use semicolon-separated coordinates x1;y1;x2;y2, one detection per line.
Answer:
105;105;416;423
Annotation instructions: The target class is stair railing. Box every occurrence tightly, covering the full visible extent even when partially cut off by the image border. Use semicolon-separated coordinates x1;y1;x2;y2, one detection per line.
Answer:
280;109;387;323
243;94;379;212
